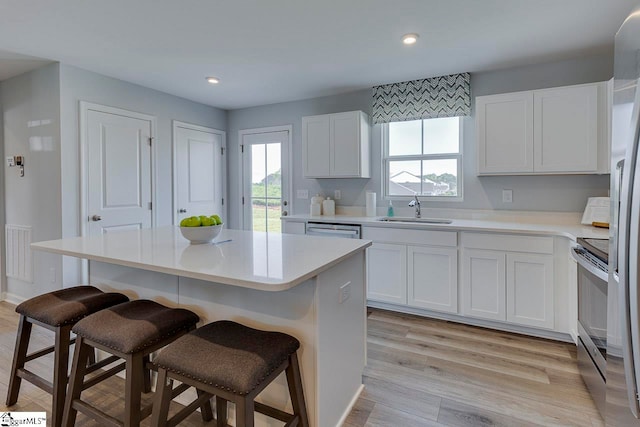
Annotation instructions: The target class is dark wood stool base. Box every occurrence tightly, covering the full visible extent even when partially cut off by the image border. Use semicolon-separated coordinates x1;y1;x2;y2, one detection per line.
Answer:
6;286;128;427
151;352;309;427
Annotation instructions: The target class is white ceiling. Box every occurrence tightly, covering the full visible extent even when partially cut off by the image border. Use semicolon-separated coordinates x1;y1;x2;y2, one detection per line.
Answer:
0;0;637;110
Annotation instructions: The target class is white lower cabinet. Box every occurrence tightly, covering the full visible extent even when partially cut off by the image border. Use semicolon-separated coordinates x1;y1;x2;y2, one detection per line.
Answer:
461;233;555;330
367;242;407;305
408;246;458;313
506;253;554;329
462;249;506;321
364;227;458;314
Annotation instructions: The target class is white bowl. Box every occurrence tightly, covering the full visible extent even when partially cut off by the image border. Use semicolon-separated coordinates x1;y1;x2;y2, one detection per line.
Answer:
179;224;223;244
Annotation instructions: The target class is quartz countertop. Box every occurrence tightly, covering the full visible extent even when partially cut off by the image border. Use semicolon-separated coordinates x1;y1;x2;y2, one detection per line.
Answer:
283;210;609;240
32;227;371;291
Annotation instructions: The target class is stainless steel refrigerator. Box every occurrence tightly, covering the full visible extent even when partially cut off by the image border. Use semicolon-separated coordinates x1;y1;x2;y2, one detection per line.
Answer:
609;5;640;425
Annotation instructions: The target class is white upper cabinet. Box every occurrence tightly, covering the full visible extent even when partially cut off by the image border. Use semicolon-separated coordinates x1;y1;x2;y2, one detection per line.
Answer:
476;81;609;175
303;110;370;178
476;91;534;174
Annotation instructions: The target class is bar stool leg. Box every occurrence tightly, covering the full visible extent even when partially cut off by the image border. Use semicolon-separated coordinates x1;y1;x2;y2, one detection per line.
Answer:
142;354;152;393
215;396;227;427
52;325;72;427
62;336;92;427
6;316;32;406
196;390;214;421
124;352;144;427
235;398;254;427
150;368;172;427
286;353;309;427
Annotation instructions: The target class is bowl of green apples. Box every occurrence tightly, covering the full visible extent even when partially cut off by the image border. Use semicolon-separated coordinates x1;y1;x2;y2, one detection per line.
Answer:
179;214;224;244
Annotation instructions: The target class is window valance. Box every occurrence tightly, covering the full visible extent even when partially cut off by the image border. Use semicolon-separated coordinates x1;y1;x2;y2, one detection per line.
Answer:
372;72;471;124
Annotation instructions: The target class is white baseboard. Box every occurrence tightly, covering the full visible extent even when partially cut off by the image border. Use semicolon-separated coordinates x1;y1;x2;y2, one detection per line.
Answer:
2;292;26;306
336;384;364;427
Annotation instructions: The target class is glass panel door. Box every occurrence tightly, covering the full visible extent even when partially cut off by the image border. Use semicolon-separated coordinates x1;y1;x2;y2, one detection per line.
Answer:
241;129;290;232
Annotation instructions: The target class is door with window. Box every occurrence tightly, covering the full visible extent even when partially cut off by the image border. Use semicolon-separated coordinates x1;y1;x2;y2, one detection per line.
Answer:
241;127;290;232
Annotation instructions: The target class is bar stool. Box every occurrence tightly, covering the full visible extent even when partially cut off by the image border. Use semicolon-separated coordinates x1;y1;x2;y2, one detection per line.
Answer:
151;320;309;427
6;285;129;427
61;299;200;427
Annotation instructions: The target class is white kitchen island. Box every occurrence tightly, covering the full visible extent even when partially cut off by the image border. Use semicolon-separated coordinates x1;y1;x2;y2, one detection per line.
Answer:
32;226;371;427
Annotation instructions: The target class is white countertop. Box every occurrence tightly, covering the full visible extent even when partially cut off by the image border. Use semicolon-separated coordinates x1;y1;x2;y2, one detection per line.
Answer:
31;227;371;291
283;210;609;240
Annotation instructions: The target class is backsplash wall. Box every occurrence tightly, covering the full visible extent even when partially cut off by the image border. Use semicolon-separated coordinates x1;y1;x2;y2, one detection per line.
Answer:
226;53;612;229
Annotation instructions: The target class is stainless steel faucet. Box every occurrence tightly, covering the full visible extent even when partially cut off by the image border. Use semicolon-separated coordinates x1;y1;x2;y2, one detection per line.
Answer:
408;195;421;218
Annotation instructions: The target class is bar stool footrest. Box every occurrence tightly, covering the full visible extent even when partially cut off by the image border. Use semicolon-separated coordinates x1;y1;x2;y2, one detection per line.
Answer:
17;368;53;394
71;399;122;427
255;401;297;424
81;362;126;391
165;391;213;427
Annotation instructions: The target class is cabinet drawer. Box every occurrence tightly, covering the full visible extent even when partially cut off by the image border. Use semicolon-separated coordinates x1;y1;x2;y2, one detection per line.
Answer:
461;232;553;254
363;227;457;247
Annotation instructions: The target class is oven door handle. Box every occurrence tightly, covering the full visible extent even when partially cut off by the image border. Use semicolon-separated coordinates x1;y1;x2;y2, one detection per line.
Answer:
571;247;609;282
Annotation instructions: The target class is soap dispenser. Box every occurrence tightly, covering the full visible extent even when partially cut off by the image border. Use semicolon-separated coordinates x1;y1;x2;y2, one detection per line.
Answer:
387;200;395;217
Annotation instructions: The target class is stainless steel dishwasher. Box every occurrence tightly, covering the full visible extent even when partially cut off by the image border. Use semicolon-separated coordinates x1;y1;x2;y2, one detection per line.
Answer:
305;222;361;239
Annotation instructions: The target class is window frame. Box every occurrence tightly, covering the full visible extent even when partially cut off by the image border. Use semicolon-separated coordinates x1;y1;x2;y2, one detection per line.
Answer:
382;117;464;202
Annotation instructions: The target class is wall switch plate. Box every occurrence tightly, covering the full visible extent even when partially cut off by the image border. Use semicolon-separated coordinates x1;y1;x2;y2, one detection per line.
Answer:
502;189;513;203
297;189;309;199
339;281;351;303
334;190;341;200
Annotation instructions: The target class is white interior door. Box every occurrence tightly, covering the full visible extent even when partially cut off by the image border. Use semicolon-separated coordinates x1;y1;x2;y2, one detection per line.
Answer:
82;103;155;236
240;127;291;232
174;122;225;224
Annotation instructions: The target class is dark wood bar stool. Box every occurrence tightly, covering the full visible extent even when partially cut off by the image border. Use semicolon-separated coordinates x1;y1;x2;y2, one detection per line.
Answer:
6;285;129;427
151;320;309;427
61;299;200;427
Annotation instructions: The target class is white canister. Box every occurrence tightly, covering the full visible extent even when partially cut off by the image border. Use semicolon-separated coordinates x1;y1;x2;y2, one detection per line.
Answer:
310;202;322;216
311;194;324;215
366;191;377;217
322;197;335;216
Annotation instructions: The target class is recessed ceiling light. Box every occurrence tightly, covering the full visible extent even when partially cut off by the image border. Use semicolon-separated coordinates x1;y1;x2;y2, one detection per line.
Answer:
402;33;419;45
206;76;220;84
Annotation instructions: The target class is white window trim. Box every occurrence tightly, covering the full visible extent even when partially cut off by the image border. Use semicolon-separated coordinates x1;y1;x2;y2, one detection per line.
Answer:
382;118;464;202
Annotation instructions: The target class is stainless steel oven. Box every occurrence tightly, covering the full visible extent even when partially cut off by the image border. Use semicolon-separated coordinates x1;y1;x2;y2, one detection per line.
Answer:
572;237;609;417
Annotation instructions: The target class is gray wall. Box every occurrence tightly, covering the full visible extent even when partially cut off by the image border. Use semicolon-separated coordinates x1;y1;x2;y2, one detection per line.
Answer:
226;53;613;229
59;64;228;287
1;63;63;300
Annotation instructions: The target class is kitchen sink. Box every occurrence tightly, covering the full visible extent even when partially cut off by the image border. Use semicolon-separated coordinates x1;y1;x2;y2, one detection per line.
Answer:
378;217;452;224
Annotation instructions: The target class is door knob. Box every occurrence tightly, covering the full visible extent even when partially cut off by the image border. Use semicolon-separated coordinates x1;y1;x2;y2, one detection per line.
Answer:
91;215;102;222
282;211;288;216
179;209;187;213
283;201;288;206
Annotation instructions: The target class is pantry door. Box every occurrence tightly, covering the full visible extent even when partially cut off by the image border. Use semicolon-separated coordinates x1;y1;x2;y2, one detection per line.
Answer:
81;102;156;237
173;121;226;225
240;126;291;233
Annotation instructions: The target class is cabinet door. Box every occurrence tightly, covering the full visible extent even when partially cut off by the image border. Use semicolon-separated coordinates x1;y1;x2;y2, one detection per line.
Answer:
462;249;506;321
533;84;598;172
506;253;554;329
302;115;331;177
408;246;458;313
367;243;407;304
476;92;534;174
331;112;361;177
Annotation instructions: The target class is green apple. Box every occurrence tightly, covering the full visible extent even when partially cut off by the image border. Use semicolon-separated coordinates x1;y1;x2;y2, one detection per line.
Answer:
211;214;222;225
179;217;190;227
201;216;215;226
182;216;201;227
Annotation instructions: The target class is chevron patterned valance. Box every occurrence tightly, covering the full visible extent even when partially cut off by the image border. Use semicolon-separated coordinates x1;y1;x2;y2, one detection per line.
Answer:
372;73;471;124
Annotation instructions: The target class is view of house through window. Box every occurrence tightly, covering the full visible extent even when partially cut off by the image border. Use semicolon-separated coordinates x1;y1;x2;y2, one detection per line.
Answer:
384;117;462;199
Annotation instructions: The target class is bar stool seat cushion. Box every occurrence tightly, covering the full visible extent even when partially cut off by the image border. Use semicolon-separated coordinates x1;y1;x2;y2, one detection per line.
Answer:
15;285;129;327
154;320;300;395
72;299;199;354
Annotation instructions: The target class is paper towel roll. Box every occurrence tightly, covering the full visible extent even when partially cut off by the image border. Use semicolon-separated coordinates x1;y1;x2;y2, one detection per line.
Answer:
366;191;377;217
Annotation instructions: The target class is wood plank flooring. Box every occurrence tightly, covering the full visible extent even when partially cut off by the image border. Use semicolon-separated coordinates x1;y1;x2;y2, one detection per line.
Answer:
0;302;602;426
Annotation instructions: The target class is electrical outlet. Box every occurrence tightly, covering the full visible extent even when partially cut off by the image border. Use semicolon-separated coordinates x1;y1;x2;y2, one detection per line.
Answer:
297;189;309;199
502;189;513;203
334;190;341;200
339;281;351;303
6;157;14;167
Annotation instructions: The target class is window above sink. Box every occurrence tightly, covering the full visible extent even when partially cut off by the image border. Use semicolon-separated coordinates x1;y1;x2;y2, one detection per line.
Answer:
382;117;463;202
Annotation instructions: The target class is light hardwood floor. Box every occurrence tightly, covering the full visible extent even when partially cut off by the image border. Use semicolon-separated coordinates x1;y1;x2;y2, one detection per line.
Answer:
0;302;602;426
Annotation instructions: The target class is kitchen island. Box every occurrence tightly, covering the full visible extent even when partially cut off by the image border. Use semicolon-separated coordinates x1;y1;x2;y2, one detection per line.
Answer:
32;226;371;427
